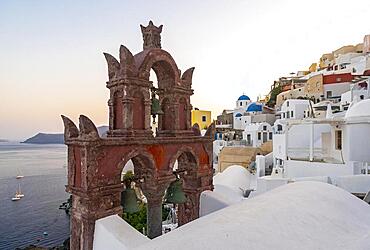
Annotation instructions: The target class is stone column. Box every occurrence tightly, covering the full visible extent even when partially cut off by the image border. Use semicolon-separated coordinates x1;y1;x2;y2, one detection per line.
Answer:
122;98;134;129
69;186;123;250
177;189;200;226
107;99;114;130
173;103;180;130
186;102;192;130
146;195;163;239
144;99;152;131
140;177;171;239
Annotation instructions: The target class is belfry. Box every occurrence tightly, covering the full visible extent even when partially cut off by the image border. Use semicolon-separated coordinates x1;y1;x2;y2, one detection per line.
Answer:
62;21;214;250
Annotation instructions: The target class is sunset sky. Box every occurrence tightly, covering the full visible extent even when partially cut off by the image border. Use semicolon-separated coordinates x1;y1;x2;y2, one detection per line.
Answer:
1;0;370;140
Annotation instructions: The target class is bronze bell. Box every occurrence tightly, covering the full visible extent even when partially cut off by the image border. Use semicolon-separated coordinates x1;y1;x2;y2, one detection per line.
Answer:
151;97;164;116
164;179;186;204
121;187;140;213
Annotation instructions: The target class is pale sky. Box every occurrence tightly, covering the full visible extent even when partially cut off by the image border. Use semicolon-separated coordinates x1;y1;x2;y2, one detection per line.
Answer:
1;0;370;140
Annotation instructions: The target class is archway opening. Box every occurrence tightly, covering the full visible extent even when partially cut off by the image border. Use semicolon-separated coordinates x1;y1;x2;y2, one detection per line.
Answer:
151;60;176;88
164;150;199;230
146;59;178;133
120;154;170;237
150;69;159;135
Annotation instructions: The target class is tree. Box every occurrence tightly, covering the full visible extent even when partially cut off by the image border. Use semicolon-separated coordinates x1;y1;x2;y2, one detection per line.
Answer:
267;86;282;107
122;203;170;234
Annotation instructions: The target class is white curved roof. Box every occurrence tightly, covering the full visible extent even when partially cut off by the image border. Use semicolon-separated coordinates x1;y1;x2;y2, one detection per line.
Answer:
345;99;370;119
213;165;250;193
134;182;370;250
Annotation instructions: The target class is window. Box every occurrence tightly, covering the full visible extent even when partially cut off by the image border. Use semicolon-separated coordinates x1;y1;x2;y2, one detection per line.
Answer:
202;115;207;122
269;132;273;140
282;113;285;118
263;125;267;130
291;111;294;118
258;132;261;140
327;91;332;98
240;102;242;106
335;130;342;150
287;101;289;107
287;112;290;119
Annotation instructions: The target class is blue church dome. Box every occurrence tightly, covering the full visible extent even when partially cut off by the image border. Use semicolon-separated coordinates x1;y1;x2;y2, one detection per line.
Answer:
235;113;242;117
238;95;250;101
246;103;263;112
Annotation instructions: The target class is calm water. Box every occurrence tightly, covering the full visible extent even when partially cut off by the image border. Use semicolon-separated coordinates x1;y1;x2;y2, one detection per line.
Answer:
0;142;70;250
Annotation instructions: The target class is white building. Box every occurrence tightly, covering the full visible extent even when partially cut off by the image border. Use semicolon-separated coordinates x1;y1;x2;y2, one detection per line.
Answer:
233;94;268;130
280;99;312;120
341;77;370;110
271;99;370;182
233;113;251;130
242;122;273;147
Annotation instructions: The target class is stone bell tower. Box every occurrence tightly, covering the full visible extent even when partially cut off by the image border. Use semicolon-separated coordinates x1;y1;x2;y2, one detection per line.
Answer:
62;21;214;250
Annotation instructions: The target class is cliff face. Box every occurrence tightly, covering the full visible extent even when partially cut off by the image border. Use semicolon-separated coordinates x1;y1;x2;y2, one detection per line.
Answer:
22;126;108;144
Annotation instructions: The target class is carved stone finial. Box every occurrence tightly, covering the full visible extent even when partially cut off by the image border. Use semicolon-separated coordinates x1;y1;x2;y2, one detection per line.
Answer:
192;123;201;136
204;122;215;138
140;20;163;50
103;53;120;80
61;115;79;140
181;67;195;87
79;115;99;139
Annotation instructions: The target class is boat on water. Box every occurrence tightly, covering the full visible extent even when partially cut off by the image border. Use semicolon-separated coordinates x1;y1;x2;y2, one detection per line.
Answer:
16;169;24;179
16;184;24;198
11;184;24;201
11;196;21;201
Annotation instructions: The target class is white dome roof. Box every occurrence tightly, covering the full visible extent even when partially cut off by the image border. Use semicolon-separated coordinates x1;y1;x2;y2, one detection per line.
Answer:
345;99;370;119
134;182;370;250
213;165;249;192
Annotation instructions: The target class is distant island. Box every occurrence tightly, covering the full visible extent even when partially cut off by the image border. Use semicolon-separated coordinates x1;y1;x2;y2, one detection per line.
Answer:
22;126;108;144
0;139;9;142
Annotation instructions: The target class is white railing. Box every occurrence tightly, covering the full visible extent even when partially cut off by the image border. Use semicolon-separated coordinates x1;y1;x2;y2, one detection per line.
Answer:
224;140;248;147
351;161;370;175
287;147;328;161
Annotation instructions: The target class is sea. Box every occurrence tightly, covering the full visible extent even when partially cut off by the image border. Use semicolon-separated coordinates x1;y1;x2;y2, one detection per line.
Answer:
0;142;70;250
